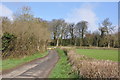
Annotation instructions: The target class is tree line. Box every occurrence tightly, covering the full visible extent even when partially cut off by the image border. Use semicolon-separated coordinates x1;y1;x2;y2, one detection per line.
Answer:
49;18;119;48
1;6;119;59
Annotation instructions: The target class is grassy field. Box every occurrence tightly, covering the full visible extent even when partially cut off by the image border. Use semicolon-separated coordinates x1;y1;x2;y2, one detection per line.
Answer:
1;51;48;70
76;49;118;62
49;48;79;78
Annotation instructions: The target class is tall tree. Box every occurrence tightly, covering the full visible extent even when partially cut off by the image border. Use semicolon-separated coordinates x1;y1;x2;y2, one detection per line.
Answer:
50;19;66;46
76;21;88;46
13;6;33;22
99;18;115;47
68;23;76;45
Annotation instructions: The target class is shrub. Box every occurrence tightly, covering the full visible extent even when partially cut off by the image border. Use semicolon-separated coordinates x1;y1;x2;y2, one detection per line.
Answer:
1;6;50;59
2;33;17;58
2;33;16;51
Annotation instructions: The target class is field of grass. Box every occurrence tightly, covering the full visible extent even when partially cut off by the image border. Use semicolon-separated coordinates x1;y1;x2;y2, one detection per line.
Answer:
1;51;48;70
49;48;79;78
76;49;118;62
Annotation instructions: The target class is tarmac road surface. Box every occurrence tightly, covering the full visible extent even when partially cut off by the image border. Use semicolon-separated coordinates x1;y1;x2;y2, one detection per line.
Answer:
2;50;59;79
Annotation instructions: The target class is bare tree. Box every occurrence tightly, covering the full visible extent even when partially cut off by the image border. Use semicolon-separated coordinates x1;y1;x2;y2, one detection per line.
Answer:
2;6;50;58
67;23;76;45
76;21;88;46
99;18;115;47
50;19;66;46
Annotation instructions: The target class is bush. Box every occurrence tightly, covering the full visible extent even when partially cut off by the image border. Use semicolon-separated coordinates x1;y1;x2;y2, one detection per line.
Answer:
1;7;50;59
2;33;16;58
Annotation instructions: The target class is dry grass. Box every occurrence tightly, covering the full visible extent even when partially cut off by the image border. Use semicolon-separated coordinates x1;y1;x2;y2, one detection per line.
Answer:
67;50;119;78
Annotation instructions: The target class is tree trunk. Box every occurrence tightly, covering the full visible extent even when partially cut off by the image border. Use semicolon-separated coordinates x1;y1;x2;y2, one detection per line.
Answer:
56;39;59;46
113;41;115;48
37;39;40;51
108;41;110;48
60;36;63;46
79;39;81;46
74;38;76;46
97;41;98;47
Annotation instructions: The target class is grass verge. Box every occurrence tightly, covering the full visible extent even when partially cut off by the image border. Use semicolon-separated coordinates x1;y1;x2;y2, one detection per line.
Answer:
49;48;78;78
1;51;48;70
76;49;118;62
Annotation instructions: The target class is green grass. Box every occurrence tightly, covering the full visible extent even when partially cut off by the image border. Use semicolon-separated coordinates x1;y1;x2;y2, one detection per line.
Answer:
1;51;48;70
76;49;118;62
49;48;79;78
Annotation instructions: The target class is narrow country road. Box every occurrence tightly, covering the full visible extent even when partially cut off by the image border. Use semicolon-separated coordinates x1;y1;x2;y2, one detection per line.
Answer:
2;50;59;79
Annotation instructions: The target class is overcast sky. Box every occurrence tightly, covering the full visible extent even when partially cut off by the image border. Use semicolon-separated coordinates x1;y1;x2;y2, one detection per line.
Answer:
0;2;118;32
